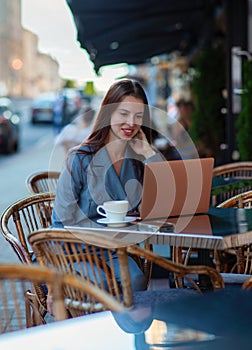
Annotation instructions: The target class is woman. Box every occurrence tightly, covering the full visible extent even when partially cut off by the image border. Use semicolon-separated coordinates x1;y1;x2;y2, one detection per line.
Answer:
52;79;163;227
52;79;164;291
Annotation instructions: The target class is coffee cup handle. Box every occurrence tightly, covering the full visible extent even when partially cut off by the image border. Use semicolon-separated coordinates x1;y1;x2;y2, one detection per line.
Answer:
97;205;107;217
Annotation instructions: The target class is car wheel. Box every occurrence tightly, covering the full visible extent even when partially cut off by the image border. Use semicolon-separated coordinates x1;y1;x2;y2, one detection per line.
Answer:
5;139;15;154
14;140;19;152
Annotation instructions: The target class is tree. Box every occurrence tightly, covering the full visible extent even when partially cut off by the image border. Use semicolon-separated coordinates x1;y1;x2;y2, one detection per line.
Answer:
64;79;76;88
190;46;226;163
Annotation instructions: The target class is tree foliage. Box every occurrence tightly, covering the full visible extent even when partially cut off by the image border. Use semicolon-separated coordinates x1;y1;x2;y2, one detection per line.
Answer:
190;46;226;160
64;79;76;88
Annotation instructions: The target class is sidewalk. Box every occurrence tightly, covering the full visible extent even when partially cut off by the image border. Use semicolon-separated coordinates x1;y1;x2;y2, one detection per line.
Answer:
0;133;65;263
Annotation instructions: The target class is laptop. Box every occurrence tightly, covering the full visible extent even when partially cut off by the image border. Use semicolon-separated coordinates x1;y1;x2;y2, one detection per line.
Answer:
140;157;214;220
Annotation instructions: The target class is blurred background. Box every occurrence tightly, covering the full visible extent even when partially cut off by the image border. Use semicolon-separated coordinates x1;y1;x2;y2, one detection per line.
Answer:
0;0;251;263
0;0;252;165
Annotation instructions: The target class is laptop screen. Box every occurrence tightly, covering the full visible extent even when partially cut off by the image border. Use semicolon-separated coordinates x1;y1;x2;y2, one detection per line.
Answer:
140;158;214;220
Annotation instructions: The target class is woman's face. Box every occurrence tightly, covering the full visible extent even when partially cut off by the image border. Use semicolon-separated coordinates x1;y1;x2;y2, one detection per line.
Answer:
109;95;144;141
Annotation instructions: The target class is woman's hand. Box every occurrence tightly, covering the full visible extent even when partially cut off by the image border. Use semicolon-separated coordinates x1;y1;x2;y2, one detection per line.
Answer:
130;129;156;159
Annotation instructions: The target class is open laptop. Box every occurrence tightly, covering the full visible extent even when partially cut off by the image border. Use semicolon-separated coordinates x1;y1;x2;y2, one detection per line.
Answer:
140;157;214;220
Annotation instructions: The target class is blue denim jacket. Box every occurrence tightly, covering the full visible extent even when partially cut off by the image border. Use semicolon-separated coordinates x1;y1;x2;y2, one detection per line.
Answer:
52;144;163;227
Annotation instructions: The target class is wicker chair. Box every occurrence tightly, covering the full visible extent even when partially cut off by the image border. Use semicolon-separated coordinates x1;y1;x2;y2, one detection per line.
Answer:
28;228;224;309
173;162;252;274
0;193;55;322
214;190;252;274
0;193;55;264
212;162;252;206
213;162;252;178
0;264;124;333
217;190;252;209
26;171;60;194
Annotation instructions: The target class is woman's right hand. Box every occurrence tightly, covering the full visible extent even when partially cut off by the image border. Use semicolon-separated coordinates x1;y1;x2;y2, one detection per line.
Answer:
130;129;156;159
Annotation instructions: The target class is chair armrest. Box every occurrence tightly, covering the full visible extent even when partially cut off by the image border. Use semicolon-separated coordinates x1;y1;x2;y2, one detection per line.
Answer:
5;233;31;263
127;244;225;292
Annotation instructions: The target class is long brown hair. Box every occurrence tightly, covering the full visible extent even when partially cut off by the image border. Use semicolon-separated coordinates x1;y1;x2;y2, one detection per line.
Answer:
81;79;152;154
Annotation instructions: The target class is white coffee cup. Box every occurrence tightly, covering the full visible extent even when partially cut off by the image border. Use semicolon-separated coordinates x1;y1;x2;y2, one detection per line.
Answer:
97;200;129;222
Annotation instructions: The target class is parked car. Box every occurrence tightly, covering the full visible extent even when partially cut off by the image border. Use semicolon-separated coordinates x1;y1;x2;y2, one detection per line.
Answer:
31;90;82;125
31;92;57;124
0;97;20;154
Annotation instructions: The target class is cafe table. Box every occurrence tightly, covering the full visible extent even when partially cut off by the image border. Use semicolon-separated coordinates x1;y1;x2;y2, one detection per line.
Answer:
66;206;252;287
0;288;251;349
66;206;252;254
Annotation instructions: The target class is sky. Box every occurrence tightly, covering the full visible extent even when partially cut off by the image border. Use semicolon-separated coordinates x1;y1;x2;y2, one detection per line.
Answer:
21;0;128;90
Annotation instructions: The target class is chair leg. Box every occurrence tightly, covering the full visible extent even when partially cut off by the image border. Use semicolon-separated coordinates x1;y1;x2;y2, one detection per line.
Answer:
234;247;245;274
172;247;184;288
143;243;153;288
25;298;33;328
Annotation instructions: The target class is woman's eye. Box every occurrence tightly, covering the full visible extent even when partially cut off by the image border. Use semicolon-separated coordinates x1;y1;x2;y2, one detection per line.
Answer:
120;112;128;117
136;114;143;119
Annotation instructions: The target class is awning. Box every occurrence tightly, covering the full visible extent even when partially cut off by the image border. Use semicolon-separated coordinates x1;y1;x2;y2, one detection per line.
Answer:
66;0;222;73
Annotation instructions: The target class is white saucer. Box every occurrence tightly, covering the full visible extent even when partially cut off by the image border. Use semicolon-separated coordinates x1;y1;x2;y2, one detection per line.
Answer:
97;216;135;227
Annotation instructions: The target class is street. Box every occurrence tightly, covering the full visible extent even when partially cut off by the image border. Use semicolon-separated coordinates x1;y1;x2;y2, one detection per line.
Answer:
0;99;65;263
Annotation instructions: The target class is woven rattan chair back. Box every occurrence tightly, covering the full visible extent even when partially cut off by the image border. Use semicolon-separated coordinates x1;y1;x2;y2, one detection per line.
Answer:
212;162;252;206
57;269;125;318
216;191;252;274
26;171;60;194
0;264;124;333
0;193;55;263
29;228;134;308
0;264;68;332
0;193;55;320
217;190;252;208
29;228;224;304
213;162;252;178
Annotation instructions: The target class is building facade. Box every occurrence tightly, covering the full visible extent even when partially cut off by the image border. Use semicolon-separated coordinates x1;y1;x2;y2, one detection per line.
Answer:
0;0;62;98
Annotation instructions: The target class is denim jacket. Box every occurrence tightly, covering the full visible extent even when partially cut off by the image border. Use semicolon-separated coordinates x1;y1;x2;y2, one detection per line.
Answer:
52;144;163;227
